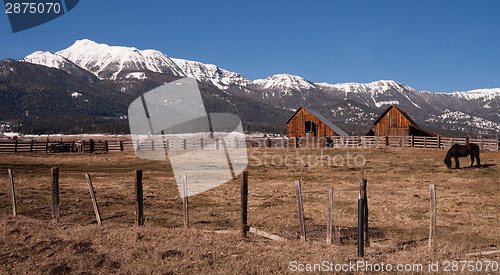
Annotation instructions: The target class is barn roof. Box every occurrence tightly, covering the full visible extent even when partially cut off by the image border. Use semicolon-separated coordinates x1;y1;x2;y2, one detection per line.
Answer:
372;105;436;136
287;107;348;136
373;105;415;125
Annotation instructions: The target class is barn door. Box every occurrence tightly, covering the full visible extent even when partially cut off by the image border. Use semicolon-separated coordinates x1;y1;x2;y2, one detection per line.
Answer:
305;121;317;137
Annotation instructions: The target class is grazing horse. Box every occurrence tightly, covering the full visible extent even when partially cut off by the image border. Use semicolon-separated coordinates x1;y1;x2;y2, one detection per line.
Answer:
444;143;480;169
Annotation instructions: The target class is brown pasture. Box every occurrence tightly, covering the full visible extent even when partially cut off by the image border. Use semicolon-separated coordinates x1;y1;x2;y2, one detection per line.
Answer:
0;148;498;274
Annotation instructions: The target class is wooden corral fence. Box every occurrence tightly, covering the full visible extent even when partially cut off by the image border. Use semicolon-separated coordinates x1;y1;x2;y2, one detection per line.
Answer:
287;136;499;152
0;139;110;153
0;136;498;153
115;136;499;151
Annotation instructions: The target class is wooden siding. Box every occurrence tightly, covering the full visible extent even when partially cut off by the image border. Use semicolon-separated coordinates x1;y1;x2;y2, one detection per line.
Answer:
373;107;411;136
287;108;342;137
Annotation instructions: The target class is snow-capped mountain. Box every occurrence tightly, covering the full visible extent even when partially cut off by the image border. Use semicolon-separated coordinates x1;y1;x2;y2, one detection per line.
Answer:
17;39;500;136
447;88;500;101
171;58;250;89
23;50;98;82
318;80;423;108
44;39;250;89
24;50;76;71
253;74;316;93
56;39;184;80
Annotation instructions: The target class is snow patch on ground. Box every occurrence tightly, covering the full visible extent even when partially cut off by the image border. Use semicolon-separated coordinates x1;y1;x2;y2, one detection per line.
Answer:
126;72;147;80
374;100;399;107
426;110;500;132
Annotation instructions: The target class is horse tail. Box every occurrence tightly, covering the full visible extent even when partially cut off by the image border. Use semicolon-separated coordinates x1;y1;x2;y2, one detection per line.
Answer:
472;143;481;165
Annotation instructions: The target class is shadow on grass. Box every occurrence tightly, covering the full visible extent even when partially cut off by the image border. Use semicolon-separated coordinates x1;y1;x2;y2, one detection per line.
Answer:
460;163;496;169
98;213;127;223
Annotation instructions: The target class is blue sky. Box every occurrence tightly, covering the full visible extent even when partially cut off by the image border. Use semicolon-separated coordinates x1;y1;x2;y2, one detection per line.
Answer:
1;0;499;93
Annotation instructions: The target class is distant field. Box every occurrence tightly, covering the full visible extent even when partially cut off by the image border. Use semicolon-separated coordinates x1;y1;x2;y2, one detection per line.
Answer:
0;148;498;274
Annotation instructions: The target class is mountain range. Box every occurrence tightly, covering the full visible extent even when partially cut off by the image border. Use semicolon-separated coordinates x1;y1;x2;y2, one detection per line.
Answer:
1;39;498;136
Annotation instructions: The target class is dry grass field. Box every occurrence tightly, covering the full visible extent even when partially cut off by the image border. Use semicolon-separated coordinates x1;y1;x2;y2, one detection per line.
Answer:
0;147;498;274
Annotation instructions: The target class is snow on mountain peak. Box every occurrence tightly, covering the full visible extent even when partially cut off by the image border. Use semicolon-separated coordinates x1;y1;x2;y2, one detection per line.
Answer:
46;39;249;87
56;39;183;80
22;51;73;70
253;74;315;92
171;58;250;89
317;79;412;95
21;50;98;81
20;39;499;118
72;39;98;47
448;88;500;100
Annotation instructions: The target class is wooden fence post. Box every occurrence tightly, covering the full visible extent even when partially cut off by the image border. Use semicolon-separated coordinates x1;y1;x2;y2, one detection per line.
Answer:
89;139;95;153
182;174;189;228
45;138;49;153
8;169;17;217
385;136;389;147
362;178;369;247
295;180;306;242
424;137;427;148
437;135;441;149
241;171;248;237
183;139;187;150
30;140;34;152
85;174;102;225
411;135;414;147
358;178;365;257
429;184;436;252
104;140;109;152
135;170;144;226
51;168;60;223
119;140;124;151
399;136;402;147
326;188;333;244
14;139;18;153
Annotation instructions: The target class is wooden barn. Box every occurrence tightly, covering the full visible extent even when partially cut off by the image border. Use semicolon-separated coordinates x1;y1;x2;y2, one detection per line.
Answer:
367;105;435;136
287;107;348;137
